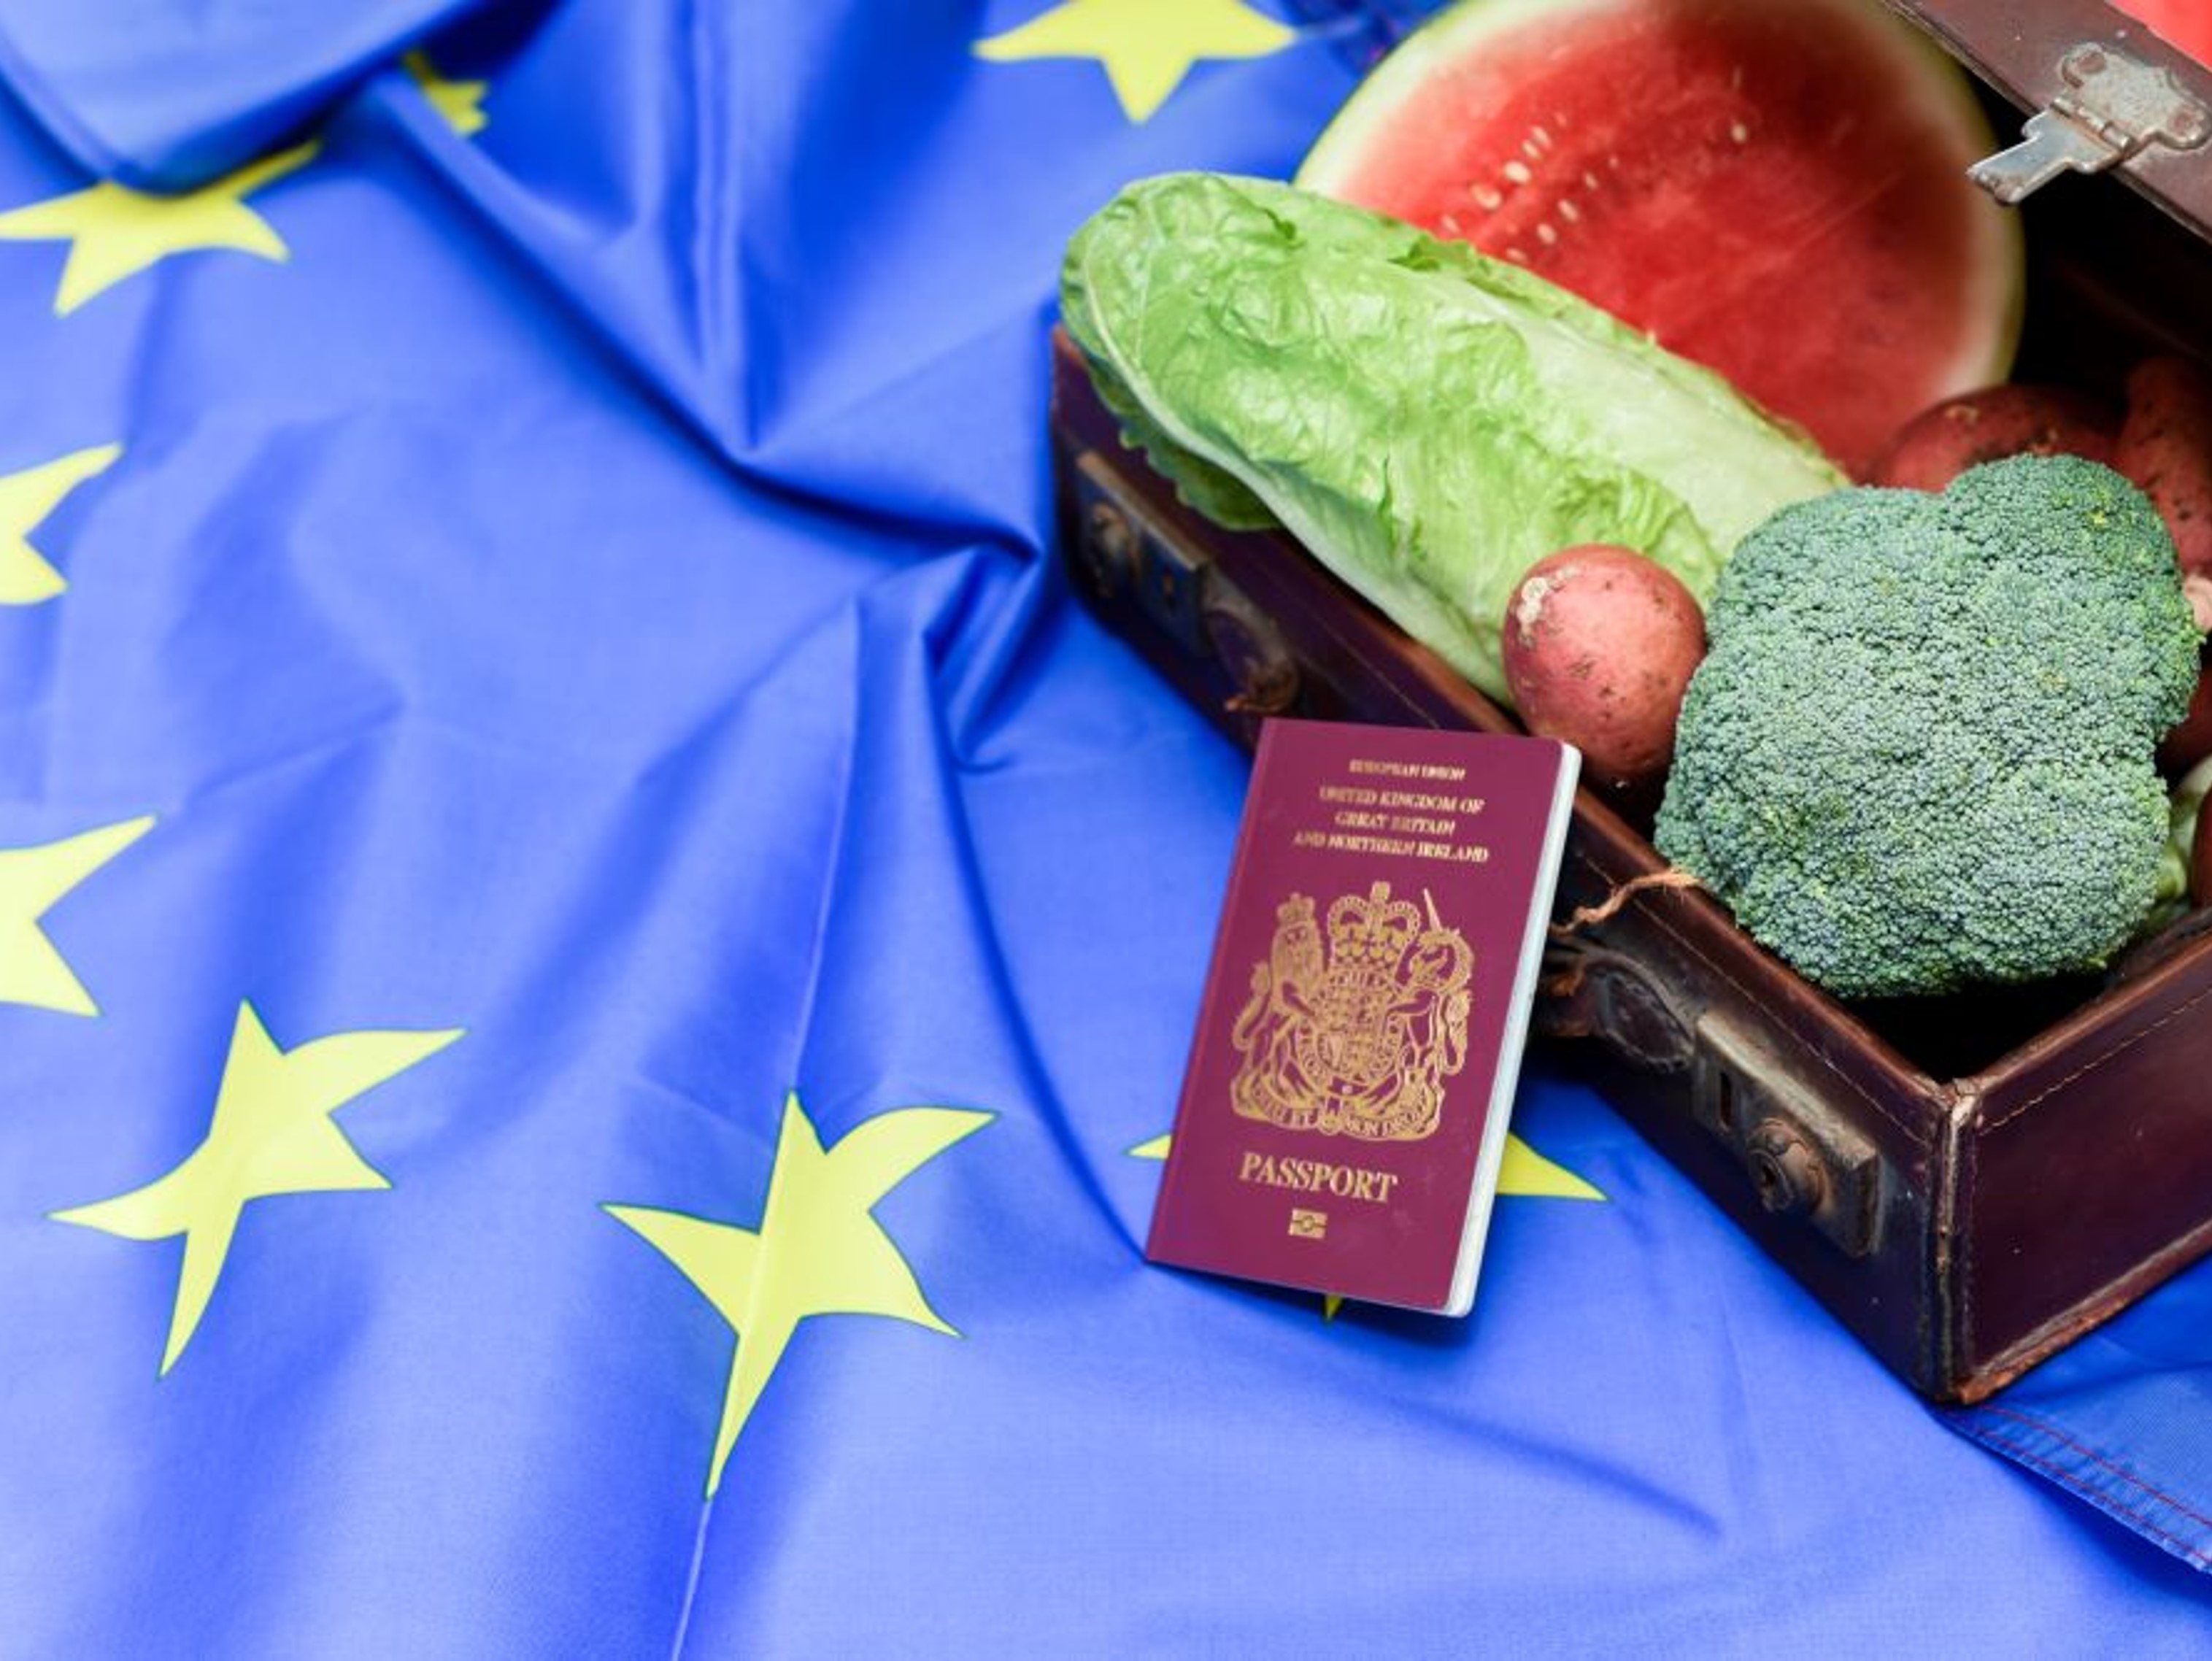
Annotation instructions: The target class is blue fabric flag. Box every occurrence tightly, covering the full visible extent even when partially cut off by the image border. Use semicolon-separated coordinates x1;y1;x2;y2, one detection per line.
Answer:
0;0;493;190
3;2;2212;1652
1946;1259;2212;1577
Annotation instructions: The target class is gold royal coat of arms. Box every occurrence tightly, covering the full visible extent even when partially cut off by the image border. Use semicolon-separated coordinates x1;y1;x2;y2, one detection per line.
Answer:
1229;881;1475;1143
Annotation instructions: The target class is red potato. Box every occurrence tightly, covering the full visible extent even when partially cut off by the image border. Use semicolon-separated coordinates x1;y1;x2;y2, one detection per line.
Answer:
2161;651;2212;776
2115;355;2212;578
1502;545;1704;793
1868;384;2119;490
2186;572;2212;633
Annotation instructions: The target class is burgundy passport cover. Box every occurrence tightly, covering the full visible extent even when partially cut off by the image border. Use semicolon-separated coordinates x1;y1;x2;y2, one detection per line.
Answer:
1146;719;1579;1314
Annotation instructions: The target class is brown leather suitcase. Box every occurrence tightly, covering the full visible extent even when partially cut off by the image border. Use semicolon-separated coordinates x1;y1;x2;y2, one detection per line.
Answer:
1049;0;2212;1402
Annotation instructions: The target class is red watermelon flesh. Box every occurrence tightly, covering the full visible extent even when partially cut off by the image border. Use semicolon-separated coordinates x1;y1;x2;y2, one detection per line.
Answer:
1298;0;2022;477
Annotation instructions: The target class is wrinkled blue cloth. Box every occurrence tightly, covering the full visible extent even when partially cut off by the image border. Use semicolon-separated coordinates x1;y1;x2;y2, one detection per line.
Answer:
0;3;2209;1653
0;0;492;189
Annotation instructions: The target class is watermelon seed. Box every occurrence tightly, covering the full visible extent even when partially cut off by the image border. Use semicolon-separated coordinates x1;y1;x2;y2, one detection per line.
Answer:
1472;184;1503;210
1442;212;1465;234
1503;160;1532;185
1506;247;1528;263
1553;111;1571;130
1730;121;1750;144
1582;170;1601;190
1558;201;1581;224
1522;139;1543;161
1537;223;1558;246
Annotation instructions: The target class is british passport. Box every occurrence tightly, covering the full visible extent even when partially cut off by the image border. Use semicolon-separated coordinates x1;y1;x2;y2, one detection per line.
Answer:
1147;719;1580;1314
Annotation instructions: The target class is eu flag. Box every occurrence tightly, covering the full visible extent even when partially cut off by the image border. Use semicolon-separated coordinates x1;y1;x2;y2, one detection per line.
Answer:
4;2;2212;1652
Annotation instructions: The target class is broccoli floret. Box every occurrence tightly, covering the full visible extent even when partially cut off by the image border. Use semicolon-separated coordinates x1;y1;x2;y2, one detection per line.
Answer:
1654;455;2202;998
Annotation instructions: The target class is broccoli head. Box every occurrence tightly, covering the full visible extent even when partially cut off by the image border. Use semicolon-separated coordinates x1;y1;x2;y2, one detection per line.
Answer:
1654;455;2202;998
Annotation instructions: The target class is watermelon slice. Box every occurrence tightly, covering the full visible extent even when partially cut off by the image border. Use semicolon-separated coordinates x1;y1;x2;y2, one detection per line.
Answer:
1298;0;2022;477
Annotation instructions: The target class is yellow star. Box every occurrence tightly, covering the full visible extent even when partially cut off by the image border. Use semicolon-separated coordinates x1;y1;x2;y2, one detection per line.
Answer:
1498;1134;1606;1202
0;817;153;1014
975;0;1296;123
51;1002;463;1374
404;50;490;137
608;1093;991;1497
0;444;123;604
1131;1128;1603;1320
0;140;320;317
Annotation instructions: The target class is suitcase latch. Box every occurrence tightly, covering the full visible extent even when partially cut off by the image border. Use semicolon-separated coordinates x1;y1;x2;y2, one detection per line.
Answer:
1691;1010;1881;1259
1071;450;1300;720
1969;43;2210;204
1537;941;1698;1074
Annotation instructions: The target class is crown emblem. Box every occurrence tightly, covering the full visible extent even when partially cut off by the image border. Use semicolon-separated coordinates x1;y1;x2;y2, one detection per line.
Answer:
1228;881;1474;1142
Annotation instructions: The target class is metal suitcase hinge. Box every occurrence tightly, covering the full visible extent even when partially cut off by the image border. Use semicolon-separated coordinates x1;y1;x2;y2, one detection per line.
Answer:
1970;44;2210;204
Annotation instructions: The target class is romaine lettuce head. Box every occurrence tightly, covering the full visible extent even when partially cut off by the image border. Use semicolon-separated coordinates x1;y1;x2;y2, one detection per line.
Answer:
1059;172;1844;705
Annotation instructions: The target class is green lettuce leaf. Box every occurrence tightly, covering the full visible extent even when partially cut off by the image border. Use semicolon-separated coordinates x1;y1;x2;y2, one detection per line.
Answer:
1059;173;1845;705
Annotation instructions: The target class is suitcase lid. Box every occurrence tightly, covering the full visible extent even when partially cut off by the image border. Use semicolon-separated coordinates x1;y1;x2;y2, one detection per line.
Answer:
1897;0;2212;239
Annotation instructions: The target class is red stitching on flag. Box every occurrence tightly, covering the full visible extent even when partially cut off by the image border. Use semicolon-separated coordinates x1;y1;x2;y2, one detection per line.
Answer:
1970;1427;2212;1570
1973;1403;2212;1544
